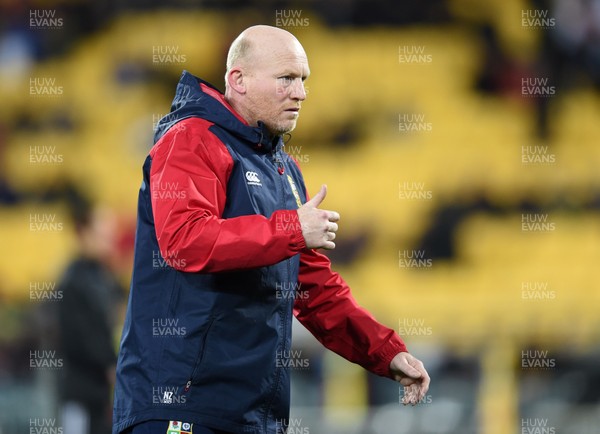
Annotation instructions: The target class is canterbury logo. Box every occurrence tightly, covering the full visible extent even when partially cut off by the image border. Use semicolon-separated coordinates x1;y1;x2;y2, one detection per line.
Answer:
245;171;262;186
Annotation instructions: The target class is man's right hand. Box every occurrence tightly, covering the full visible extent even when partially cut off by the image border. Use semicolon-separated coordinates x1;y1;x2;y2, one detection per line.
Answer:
297;185;340;250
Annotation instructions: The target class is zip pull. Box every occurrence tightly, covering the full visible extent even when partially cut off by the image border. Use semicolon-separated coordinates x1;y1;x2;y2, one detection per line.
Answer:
274;153;285;175
184;380;192;392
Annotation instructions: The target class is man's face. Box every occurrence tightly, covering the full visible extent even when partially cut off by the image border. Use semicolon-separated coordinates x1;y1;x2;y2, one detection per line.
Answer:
243;43;310;136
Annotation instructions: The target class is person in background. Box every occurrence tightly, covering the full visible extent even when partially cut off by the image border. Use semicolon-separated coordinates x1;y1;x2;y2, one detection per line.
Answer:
58;200;123;434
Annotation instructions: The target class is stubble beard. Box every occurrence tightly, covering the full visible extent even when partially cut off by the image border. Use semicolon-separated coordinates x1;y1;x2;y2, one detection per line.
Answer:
267;119;297;137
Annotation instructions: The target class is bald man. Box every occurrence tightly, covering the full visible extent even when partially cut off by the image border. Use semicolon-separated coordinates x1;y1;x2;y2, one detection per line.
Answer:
113;25;429;434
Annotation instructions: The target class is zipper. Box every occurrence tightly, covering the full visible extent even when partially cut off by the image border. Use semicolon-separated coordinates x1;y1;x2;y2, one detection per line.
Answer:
183;316;216;393
262;145;291;431
272;147;285;175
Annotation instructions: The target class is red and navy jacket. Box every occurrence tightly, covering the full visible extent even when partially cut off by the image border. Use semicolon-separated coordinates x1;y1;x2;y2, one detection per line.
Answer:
113;71;407;434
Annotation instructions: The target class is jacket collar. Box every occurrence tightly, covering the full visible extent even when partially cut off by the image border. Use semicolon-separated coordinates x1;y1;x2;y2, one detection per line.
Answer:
155;70;282;154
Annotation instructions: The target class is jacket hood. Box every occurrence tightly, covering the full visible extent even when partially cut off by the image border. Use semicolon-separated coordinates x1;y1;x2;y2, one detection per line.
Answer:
154;70;282;153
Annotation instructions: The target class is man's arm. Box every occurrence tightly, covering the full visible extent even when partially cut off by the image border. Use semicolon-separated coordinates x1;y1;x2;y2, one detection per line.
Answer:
293;247;406;376
293;247;430;404
150;118;306;273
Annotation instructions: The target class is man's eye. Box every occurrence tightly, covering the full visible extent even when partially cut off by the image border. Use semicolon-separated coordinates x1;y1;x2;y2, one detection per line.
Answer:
280;76;294;85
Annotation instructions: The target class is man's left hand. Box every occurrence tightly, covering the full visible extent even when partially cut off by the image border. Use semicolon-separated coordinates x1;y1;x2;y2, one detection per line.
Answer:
389;352;430;405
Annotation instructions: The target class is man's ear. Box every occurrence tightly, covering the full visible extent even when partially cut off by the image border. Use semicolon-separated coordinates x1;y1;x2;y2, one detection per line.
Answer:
226;68;246;94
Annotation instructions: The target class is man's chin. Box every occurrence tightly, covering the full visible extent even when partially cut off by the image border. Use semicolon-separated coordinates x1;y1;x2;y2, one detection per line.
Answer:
269;121;297;137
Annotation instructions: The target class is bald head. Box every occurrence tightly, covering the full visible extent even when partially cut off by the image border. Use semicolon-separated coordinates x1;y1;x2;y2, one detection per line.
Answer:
225;25;306;75
223;25;310;136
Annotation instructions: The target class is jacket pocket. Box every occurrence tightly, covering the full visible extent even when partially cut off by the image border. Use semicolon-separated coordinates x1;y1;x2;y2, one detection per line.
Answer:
184;315;216;392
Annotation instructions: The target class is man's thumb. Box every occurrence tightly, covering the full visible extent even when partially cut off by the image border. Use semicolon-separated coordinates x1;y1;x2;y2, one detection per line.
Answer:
402;363;422;379
307;184;327;207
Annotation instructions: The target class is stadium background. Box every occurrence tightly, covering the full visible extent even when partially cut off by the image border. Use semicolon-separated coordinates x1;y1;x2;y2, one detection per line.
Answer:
1;0;600;433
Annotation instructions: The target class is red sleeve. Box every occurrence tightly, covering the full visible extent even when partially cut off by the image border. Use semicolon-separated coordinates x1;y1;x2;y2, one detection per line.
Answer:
294;248;408;378
150;118;306;273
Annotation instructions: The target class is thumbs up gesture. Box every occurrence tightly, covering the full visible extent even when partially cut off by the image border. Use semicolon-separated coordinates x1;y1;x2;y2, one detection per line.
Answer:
297;185;340;250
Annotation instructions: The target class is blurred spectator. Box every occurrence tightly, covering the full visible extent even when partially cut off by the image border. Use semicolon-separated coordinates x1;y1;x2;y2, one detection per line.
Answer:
0;123;23;205
474;24;526;97
57;199;123;434
534;0;600;139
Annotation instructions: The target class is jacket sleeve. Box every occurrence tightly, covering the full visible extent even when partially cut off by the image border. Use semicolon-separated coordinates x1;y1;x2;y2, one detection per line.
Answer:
293;247;408;378
150;118;306;273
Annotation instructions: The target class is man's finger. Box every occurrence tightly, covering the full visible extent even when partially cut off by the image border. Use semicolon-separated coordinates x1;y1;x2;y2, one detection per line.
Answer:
399;376;418;386
305;184;327;207
399;360;423;379
408;384;418;405
326;210;340;222
322;239;335;250
402;384;417;405
417;385;427;403
417;370;430;400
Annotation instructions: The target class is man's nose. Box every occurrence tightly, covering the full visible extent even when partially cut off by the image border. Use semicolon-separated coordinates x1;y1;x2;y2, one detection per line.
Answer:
289;81;307;101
